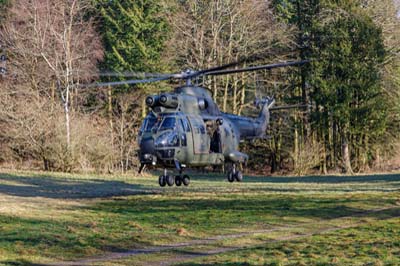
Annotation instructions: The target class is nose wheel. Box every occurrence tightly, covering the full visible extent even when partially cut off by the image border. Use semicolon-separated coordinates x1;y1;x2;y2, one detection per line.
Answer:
227;164;243;182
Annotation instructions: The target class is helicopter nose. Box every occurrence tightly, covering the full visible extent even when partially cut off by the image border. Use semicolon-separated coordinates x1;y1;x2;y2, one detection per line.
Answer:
140;137;155;155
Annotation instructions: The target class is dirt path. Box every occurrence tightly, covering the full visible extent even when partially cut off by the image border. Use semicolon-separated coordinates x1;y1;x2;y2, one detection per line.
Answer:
49;205;400;266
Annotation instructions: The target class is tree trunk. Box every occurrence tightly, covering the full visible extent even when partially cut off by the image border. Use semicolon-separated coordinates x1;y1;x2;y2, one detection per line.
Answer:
270;152;277;173
223;76;229;112
108;87;114;172
141;97;147;118
375;148;381;170
213;76;217;102
238;72;246;115
328;116;334;169
322;141;328;175
233;74;238;114
341;134;353;175
64;101;71;149
43;158;49;171
120;104;125;172
294;114;299;170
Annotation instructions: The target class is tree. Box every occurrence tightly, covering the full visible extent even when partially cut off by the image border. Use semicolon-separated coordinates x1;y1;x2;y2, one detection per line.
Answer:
167;0;294;113
168;0;295;174
96;0;168;74
0;0;103;171
273;0;392;174
311;2;387;173
272;0;322;173
359;0;400;168
94;0;170;171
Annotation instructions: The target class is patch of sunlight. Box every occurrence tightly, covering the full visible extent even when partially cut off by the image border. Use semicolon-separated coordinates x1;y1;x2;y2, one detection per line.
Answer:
0;179;37;187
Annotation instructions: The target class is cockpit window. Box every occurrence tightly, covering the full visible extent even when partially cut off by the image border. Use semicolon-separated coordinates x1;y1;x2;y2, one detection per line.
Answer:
139;116;156;136
159;117;176;131
145;118;156;132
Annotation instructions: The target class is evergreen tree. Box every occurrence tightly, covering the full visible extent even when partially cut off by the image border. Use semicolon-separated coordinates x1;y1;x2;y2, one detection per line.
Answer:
95;0;169;77
273;0;388;173
92;1;170;171
311;5;386;173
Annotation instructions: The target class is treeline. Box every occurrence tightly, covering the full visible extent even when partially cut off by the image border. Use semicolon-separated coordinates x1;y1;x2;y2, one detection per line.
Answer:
0;0;399;174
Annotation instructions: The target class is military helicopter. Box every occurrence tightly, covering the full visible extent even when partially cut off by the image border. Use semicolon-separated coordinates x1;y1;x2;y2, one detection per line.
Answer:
88;60;308;187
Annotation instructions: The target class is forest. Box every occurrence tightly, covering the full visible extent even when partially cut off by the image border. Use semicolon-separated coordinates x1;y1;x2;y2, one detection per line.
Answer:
0;0;399;175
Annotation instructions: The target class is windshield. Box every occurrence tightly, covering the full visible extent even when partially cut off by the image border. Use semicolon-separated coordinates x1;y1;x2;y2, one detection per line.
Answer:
154;131;180;147
139;116;157;136
145;118;156;132
159;117;176;131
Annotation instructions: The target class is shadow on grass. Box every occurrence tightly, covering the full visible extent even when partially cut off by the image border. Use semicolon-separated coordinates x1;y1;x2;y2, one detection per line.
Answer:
0;260;47;266
182;172;400;184
178;262;250;266
84;193;398;229
0;173;156;199
1;171;399;199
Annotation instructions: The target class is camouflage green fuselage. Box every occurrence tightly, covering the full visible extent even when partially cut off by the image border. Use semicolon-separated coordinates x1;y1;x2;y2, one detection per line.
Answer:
138;86;272;169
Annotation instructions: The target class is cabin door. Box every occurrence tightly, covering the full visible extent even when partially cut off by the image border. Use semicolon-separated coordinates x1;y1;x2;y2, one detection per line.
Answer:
188;117;209;154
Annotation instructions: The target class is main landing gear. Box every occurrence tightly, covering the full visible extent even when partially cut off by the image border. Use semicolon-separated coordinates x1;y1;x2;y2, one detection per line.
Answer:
227;164;243;183
159;169;190;187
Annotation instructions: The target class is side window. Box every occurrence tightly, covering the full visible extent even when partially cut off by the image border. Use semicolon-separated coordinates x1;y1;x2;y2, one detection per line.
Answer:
181;134;187;146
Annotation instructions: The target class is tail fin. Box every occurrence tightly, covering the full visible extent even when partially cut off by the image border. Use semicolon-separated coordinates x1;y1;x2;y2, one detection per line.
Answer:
254;97;275;138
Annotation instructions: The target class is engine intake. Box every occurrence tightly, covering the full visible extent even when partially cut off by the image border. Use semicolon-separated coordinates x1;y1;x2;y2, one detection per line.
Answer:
145;95;159;107
159;94;178;108
198;98;208;110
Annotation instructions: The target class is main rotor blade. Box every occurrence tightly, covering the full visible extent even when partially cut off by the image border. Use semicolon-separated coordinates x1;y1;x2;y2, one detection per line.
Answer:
183;53;273;79
270;104;311;111
96;71;172;78
80;55;309;88
184;61;244;79
82;76;172;88
204;60;310;76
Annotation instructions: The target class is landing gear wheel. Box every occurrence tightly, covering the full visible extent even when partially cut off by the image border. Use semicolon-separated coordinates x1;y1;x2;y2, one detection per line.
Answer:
182;175;190;186
234;171;243;182
175;175;182;186
159;175;166;187
166;175;174;186
227;171;235;182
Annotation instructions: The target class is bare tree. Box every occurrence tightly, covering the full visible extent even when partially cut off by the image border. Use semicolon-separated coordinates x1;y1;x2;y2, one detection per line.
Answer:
165;0;294;113
0;0;103;170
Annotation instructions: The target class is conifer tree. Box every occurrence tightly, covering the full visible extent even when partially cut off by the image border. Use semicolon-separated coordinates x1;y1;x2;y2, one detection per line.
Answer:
95;1;168;76
273;0;388;173
312;5;386;173
93;1;170;171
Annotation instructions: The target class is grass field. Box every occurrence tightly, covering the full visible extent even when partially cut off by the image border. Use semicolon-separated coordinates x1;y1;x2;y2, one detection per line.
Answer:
0;170;399;266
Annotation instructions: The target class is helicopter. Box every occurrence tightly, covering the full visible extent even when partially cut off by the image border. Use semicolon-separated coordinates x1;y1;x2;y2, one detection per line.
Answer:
88;60;309;187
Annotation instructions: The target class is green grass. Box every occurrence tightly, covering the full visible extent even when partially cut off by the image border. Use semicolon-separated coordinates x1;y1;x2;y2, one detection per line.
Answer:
0;170;399;266
177;217;400;266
